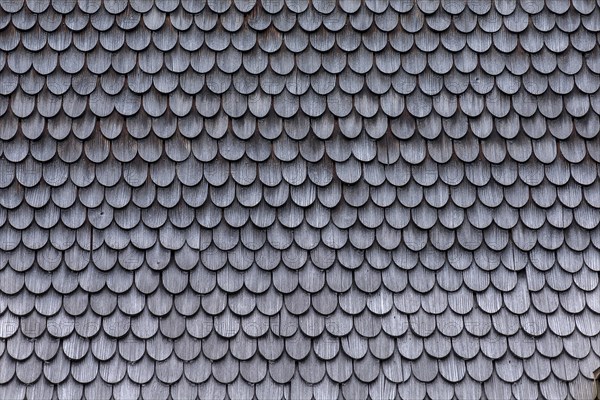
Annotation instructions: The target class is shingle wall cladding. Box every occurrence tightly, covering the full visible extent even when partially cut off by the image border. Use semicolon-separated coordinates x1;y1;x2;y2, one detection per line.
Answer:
0;0;599;399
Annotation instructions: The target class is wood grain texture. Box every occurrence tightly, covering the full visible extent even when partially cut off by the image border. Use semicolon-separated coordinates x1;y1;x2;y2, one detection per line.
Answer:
0;0;599;399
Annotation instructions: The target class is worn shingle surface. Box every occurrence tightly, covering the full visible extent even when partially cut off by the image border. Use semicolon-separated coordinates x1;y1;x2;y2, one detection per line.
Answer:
1;0;600;398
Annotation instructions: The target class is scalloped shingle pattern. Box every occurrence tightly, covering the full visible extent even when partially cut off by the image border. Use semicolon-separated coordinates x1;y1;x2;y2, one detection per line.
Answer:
1;0;600;399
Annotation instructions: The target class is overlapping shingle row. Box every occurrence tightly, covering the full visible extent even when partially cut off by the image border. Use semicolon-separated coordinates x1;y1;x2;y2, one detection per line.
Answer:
0;1;599;399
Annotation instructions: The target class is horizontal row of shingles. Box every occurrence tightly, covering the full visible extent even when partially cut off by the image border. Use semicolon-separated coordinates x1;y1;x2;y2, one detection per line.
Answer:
3;0;600;25
1;241;599;294
1;303;598;374
1;127;599;256
2;132;600;179
2;281;599;340
0;256;596;321
3;17;599;60
70;217;588;275
2;45;599;93
3;292;598;368
0;17;598;94
2;109;600;156
1;186;600;255
2;160;599;204
1;161;599;242
0;132;598;179
1;233;598;297
2;58;598;103
0;335;598;386
0;374;593;400
1;82;599;129
1;235;598;296
2;87;600;132
0;316;598;396
1;283;598;341
0;376;595;400
1;187;599;232
2;178;598;223
2;292;599;351
2;1;600;37
6;234;600;288
3;8;600;65
1;208;599;262
1;258;596;396
4;65;598;106
1;45;599;92
2;278;598;342
2;12;600;69
1;101;599;141
2;188;599;238
1;216;599;270
1;155;599;199
1;6;599;75
2;0;600;16
2;97;599;146
1;295;595;352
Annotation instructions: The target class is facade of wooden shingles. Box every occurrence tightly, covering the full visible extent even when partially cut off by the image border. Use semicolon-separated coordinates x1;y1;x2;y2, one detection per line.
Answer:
0;0;599;399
